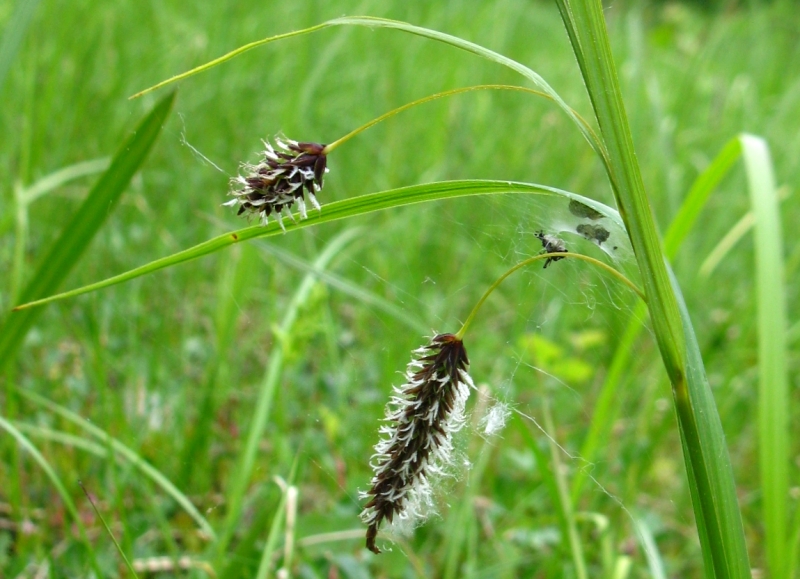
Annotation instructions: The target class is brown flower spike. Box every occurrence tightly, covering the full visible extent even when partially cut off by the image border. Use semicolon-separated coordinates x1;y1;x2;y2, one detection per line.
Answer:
360;334;475;554
224;137;328;229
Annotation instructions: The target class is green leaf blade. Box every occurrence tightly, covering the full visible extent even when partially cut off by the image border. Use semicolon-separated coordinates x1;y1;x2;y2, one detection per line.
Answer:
0;92;176;369
557;0;752;575
663;138;742;257
670;266;751;578
741;133;788;578
573;137;744;502
13;180;620;310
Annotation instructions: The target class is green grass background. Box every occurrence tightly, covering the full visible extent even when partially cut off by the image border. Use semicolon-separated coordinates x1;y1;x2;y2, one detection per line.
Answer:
1;0;798;576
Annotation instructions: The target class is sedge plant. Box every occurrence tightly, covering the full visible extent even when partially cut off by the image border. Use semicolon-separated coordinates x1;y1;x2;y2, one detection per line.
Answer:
5;3;761;577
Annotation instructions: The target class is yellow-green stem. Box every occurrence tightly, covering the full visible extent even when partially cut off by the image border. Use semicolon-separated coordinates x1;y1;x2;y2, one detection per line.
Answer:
455;252;644;340
129;23;332;99
322;84;594;154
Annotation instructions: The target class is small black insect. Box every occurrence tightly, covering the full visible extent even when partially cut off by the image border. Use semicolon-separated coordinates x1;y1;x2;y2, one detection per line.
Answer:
535;230;568;268
576;223;611;246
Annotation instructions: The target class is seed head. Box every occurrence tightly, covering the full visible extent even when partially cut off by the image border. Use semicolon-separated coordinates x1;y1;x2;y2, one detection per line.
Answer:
224;137;328;229
360;333;475;554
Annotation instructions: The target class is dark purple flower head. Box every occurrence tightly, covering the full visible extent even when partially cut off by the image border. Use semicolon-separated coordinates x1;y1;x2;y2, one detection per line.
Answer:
361;333;475;554
224;137;328;229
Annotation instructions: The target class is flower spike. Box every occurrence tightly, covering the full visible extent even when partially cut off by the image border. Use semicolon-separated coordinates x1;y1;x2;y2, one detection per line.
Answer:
224;137;328;227
361;333;475;554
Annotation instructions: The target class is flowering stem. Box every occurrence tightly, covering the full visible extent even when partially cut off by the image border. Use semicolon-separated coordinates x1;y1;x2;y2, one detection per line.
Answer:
455;253;645;340
322;84;596;155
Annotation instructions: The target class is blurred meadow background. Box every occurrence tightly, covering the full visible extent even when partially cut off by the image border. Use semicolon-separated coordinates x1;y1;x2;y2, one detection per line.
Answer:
1;0;799;576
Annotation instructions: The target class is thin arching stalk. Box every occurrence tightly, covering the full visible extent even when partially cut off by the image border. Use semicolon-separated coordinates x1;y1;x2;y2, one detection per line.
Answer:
456;252;645;340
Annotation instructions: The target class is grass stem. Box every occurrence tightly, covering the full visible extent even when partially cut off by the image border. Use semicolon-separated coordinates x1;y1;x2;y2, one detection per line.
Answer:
456;252;644;340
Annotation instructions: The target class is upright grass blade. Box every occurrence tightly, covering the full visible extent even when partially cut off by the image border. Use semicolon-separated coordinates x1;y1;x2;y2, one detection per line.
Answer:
669;266;750;578
255;454;300;579
11;158;110;304
572;137;743;500
556;0;684;382
633;516;668;579
214;228;360;562
13;181;621;310
542;401;587;579
0;92;175;370
518;405;587;579
556;0;750;576
661;138;741;252
79;481;140;579
740;134;788;578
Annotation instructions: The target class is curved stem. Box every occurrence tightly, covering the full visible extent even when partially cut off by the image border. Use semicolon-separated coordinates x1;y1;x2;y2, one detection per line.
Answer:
455;252;645;340
129;23;332;99
322;84;598;155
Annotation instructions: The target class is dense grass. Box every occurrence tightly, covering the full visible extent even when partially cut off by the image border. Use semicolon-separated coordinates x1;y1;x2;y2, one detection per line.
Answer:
1;0;798;576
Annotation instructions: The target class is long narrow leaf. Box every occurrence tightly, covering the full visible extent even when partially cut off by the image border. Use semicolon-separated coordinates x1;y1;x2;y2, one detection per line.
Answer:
741;134;788;578
22;157;111;204
558;0;685;381
255;456;301;579
543;401;587;579
558;0;750;575
573;137;743;500
662;138;741;252
669;266;751;578
633;516;668;579
0;92;176;369
13;181;623;310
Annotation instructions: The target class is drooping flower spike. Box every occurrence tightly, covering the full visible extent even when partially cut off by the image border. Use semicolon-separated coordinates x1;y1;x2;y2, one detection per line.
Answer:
224;136;328;229
361;333;475;554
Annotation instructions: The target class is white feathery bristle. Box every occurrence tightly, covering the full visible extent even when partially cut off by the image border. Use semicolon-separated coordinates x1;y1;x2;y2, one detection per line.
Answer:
275;211;286;232
480;402;511;437
297;198;307;219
